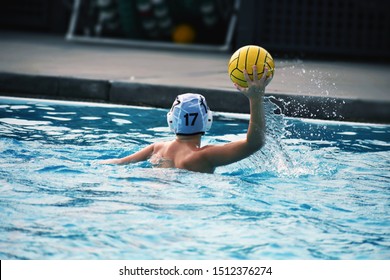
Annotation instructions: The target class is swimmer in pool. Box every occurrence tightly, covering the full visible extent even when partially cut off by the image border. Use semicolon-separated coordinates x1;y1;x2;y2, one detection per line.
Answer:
100;66;270;173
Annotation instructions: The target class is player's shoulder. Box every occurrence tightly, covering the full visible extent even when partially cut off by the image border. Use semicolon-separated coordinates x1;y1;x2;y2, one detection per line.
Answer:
195;144;220;161
154;140;171;147
181;149;215;173
152;140;175;152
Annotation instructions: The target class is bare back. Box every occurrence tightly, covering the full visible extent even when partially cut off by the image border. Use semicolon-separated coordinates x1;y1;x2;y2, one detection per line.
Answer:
150;139;215;173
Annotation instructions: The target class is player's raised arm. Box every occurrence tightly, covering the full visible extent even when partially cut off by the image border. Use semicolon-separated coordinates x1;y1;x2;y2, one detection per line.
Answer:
236;65;268;148
201;65;269;168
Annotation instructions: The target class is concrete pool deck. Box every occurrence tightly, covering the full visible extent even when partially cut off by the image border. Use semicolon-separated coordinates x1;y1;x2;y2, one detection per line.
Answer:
0;31;389;123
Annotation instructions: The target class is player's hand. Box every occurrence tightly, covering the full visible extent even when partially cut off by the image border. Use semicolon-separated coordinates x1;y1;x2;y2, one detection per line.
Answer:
234;65;269;99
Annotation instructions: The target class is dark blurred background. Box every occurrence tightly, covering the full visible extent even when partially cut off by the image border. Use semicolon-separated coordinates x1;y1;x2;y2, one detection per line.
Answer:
0;0;389;60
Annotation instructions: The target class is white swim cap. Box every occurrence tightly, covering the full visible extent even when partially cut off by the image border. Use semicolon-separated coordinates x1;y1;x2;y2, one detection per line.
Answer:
167;93;213;135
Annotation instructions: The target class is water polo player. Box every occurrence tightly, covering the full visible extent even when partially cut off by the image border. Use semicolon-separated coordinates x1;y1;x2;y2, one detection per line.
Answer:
100;66;269;173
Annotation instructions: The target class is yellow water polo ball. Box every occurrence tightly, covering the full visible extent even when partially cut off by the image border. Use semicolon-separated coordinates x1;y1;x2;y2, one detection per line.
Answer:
228;45;275;88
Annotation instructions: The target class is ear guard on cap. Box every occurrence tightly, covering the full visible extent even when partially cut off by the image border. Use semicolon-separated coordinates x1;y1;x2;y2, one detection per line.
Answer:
167;93;213;135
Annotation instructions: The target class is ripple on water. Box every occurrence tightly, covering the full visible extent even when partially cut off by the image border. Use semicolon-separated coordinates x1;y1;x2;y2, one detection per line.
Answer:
0;98;389;260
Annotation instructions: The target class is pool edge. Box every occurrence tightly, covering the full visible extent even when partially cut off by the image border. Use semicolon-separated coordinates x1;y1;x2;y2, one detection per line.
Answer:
1;72;389;124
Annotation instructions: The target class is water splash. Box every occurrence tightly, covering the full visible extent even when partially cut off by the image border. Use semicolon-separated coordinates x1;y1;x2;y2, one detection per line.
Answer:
218;97;320;177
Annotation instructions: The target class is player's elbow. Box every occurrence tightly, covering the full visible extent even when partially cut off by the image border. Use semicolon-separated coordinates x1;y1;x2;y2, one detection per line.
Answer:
247;137;265;153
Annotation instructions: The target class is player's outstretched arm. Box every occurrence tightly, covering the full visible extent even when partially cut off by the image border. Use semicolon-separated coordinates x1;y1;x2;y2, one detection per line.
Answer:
99;144;155;165
235;65;268;150
202;65;269;168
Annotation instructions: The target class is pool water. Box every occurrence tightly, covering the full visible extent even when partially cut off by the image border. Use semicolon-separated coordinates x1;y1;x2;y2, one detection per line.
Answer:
0;97;389;260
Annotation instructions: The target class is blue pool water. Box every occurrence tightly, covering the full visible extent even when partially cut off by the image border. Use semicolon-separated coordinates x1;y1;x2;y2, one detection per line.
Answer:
0;96;389;260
